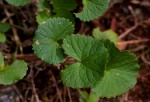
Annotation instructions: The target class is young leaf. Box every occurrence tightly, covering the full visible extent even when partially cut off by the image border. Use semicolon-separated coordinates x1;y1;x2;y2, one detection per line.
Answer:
92;40;139;98
75;0;109;21
80;91;99;102
51;0;77;11
32;18;74;64
0;60;28;85
36;11;51;24
80;90;89;102
0;22;11;33
0;33;6;43
61;35;108;88
92;27;119;43
5;0;31;6
88;93;99;102
38;0;50;11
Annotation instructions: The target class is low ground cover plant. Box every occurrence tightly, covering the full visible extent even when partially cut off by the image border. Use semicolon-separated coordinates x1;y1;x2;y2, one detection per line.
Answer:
0;0;139;99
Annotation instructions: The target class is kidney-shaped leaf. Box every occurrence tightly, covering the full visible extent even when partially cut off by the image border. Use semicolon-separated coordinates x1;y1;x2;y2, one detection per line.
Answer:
0;60;28;85
75;0;109;21
92;40;139;98
5;0;32;6
61;35;108;88
32;18;74;64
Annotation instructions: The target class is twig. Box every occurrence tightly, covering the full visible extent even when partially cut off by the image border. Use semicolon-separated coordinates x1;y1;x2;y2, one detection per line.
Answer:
4;9;23;54
141;55;150;66
24;87;32;102
51;72;63;102
119;23;140;40
117;39;150;46
30;67;41;102
137;49;150;59
1;13;14;23
31;78;40;102
78;22;86;34
131;45;146;52
130;0;150;7
4;54;38;60
13;85;24;102
119;5;141;40
63;86;66;102
67;88;73;102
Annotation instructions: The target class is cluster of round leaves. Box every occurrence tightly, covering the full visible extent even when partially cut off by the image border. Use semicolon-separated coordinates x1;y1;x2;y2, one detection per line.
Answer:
51;0;110;21
5;0;110;22
2;0;139;98
32;18;139;98
0;22;28;85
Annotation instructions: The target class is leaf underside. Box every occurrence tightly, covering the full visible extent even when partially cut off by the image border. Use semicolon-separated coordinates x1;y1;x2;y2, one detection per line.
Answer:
75;0;110;21
32;18;74;64
5;0;31;6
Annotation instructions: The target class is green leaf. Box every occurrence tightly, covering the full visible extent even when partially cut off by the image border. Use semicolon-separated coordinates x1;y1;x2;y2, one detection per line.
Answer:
54;9;75;23
80;90;89;102
0;52;4;67
0;60;28;85
5;0;31;6
88;93;99;102
61;35;108;88
92;40;139;98
92;27;119;43
75;0;109;21
80;91;99;102
0;33;6;43
0;22;11;33
52;0;77;11
32;18;74;64
36;11;51;24
38;0;50;11
51;0;77;23
62;35;139;97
